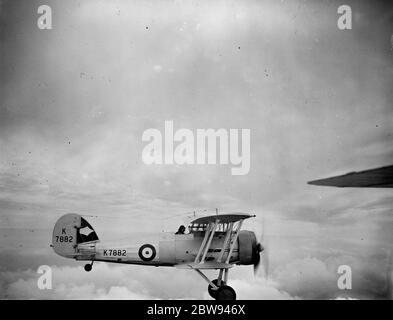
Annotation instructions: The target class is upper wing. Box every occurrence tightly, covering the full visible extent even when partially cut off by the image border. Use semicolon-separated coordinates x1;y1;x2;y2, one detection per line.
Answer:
308;165;393;188
190;213;255;225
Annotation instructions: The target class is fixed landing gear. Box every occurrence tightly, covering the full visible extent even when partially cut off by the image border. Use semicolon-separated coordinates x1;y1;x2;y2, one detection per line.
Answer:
215;285;236;300
196;269;237;301
208;279;236;300
84;261;93;272
208;279;225;299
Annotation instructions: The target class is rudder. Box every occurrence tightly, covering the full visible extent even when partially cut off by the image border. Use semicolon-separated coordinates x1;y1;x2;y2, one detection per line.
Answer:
52;213;99;258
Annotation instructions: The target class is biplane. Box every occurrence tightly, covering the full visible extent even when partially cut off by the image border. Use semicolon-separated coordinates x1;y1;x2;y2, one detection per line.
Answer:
52;212;265;300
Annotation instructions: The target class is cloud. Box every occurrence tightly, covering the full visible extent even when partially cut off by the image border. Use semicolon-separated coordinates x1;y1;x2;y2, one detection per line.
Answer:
273;257;338;299
2;264;165;299
272;254;392;300
212;278;296;300
1;248;391;300
0;262;294;300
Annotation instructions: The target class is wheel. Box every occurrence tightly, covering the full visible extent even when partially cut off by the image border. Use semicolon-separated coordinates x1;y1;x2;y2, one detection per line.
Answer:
215;285;236;301
84;263;92;272
208;279;226;299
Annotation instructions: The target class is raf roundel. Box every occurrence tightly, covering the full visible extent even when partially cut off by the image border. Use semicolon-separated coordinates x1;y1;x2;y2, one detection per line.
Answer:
138;244;156;261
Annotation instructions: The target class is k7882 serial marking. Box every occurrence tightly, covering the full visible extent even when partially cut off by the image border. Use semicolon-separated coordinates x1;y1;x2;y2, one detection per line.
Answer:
55;235;73;243
103;249;127;257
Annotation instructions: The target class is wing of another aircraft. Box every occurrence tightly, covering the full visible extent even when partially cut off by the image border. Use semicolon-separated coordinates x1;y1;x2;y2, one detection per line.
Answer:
308;165;393;188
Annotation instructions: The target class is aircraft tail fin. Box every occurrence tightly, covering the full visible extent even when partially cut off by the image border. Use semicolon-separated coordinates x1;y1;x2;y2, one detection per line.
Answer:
52;213;99;258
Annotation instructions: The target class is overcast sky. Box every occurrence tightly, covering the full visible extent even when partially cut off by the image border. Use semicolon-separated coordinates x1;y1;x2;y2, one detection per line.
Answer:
1;0;393;299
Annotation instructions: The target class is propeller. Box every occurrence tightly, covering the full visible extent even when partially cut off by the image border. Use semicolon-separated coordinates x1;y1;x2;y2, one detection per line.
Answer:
254;217;269;278
253;242;263;274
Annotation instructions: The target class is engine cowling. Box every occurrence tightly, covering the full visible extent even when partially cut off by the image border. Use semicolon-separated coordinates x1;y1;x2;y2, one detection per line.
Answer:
238;230;261;265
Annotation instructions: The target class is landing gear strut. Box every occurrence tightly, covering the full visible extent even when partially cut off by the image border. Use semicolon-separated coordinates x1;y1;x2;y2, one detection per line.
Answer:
84;261;93;272
196;268;236;300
